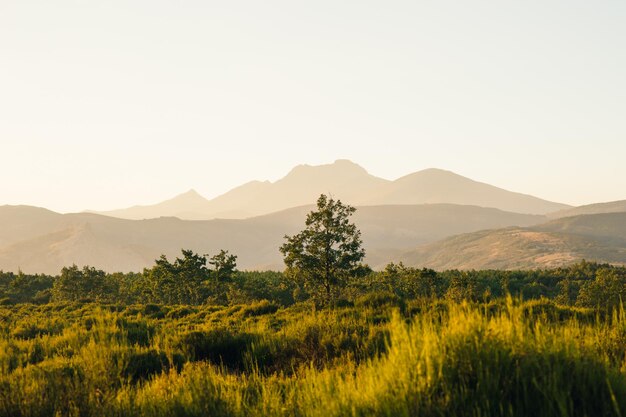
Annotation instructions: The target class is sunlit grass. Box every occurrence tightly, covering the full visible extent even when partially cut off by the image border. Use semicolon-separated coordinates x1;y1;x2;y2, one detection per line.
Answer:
0;299;624;416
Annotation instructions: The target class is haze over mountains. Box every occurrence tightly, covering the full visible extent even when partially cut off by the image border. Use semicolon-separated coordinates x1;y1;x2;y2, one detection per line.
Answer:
93;160;570;220
0;204;544;274
2;160;626;274
400;213;626;270
549;200;626;219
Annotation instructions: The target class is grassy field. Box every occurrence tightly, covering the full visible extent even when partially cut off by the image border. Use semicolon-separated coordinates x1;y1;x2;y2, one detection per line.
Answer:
1;297;625;417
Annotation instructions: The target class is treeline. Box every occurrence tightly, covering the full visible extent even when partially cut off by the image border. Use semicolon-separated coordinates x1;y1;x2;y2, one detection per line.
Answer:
1;253;625;310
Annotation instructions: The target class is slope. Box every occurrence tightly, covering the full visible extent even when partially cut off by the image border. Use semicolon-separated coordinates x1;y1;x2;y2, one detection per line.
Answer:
372;168;570;215
0;204;544;274
92;160;569;220
400;212;626;270
549;200;626;219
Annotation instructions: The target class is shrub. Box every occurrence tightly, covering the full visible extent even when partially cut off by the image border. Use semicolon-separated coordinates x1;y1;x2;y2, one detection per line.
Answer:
166;306;196;319
116;319;154;347
355;290;405;311
174;328;255;369
27;341;46;365
12;323;48;340
239;300;279;317
143;304;166;318
0;298;14;306
122;350;170;382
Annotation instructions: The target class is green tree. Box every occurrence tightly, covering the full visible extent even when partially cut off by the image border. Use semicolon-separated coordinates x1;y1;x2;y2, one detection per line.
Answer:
144;250;210;304
576;268;626;310
280;194;366;305
52;265;114;302
209;250;238;283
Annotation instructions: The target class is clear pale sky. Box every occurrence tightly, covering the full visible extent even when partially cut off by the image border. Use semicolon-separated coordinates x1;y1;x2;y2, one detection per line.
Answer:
1;1;625;213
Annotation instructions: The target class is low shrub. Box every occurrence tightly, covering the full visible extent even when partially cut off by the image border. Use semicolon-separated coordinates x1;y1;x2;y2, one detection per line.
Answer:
166;306;196;319
122;350;170;382
239;300;279;317
355;290;405;311
174;328;255;369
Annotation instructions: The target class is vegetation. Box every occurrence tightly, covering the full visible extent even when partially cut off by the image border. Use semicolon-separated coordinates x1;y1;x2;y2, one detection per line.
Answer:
2;259;626;310
1;199;625;416
280;194;368;305
1;260;626;416
0;296;625;417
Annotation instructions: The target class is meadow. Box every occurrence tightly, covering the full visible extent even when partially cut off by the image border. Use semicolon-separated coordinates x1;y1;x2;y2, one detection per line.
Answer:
1;293;625;417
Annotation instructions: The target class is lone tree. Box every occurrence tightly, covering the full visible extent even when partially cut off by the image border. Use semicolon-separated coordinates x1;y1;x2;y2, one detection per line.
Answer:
280;194;367;304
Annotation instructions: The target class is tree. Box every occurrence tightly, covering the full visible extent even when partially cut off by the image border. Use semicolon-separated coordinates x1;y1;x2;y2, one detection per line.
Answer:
576;268;626;310
52;265;114;302
206;249;238;305
144;250;210;304
209;250;238;283
280;194;366;304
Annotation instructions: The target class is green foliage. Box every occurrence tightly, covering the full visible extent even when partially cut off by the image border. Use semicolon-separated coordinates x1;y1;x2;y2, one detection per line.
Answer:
227;271;295;306
355;290;405;311
0;300;624;416
3;261;626;313
209;249;238;283
280;194;368;305
143;250;210;305
174;328;255;369
52;265;114;302
238;300;279;317
122;350;171;382
577;267;626;309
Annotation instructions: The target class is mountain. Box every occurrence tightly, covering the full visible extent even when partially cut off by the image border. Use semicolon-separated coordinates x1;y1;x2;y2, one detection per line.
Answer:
549;200;626;219
92;189;216;221
93;160;569;220
536;212;626;244
399;212;626;270
370;168;569;215
0;204;544;274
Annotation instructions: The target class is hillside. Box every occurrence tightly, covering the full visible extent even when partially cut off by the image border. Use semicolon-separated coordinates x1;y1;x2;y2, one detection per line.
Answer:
549;200;626;219
400;212;626;270
94;160;569;219
367;168;569;215
0;204;544;274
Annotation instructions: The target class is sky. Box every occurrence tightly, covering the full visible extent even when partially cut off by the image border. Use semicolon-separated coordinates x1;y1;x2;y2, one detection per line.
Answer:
1;0;625;213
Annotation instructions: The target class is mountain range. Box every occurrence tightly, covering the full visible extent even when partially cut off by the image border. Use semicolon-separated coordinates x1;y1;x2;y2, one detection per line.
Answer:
92;160;570;220
2;160;625;274
0;204;544;274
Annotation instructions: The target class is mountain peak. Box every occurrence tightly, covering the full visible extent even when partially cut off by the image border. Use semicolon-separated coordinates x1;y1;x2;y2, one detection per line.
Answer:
333;158;360;167
173;189;206;201
182;188;201;196
408;167;463;178
286;159;369;179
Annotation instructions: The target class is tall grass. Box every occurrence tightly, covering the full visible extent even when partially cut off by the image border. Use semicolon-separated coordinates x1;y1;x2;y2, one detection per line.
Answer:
0;299;624;416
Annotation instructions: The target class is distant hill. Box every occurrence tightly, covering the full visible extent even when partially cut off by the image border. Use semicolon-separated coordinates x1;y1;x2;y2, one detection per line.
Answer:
549;200;626;219
364;168;569;215
536;212;626;244
399;213;626;270
0;204;544;274
93;160;569;219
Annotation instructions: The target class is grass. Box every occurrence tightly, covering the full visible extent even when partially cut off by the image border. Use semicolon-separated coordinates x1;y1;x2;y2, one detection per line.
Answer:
0;298;624;416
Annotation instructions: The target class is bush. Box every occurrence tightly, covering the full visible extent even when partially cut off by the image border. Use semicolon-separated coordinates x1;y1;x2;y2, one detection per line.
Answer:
166;306;196;319
143;304;166;318
239;300;279;317
12;323;48;340
117;319;155;347
122;350;170;382
355;290;405;311
174;328;255;369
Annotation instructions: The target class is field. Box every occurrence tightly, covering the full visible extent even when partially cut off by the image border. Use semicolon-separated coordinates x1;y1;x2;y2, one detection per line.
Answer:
1;295;625;417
